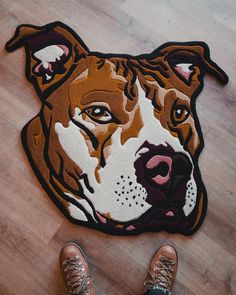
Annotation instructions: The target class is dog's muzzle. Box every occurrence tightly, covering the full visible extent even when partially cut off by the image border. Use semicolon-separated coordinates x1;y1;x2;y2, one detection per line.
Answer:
134;141;192;206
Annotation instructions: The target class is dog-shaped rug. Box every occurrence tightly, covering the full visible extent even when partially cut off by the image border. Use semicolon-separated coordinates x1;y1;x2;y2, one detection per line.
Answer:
6;22;228;235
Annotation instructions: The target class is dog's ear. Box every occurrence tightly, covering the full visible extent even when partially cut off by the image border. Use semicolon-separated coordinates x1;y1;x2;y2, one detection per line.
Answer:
149;42;228;96
6;22;89;100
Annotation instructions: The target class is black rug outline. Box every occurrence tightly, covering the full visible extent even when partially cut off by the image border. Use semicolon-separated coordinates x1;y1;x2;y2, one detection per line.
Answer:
6;21;229;236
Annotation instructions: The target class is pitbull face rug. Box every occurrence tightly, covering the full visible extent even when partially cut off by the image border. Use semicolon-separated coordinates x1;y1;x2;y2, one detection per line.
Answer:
6;22;228;235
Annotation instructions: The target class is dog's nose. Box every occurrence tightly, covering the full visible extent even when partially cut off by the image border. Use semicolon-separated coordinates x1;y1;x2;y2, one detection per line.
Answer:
144;152;192;189
134;142;193;201
146;155;172;185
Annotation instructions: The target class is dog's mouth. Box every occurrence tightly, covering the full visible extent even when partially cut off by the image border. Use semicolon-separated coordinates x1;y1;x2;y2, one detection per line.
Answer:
95;205;187;232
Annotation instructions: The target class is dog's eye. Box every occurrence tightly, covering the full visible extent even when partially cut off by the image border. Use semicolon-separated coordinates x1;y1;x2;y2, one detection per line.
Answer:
84;106;114;123
172;105;190;125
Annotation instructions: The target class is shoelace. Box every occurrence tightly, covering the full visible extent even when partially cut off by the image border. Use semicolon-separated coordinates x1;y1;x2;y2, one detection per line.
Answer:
63;255;93;295
144;255;175;290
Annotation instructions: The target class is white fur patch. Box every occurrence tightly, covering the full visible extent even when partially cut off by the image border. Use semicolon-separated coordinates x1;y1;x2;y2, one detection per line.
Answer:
34;45;64;63
55;120;98;188
68;203;88;221
65;193;97;222
183;173;197;216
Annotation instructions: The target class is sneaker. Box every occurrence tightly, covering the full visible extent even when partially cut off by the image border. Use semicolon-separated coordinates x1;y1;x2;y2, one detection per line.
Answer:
60;242;95;295
143;244;178;294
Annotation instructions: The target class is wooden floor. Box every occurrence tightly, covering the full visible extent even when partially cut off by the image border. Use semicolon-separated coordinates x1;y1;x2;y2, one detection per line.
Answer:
1;1;236;294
